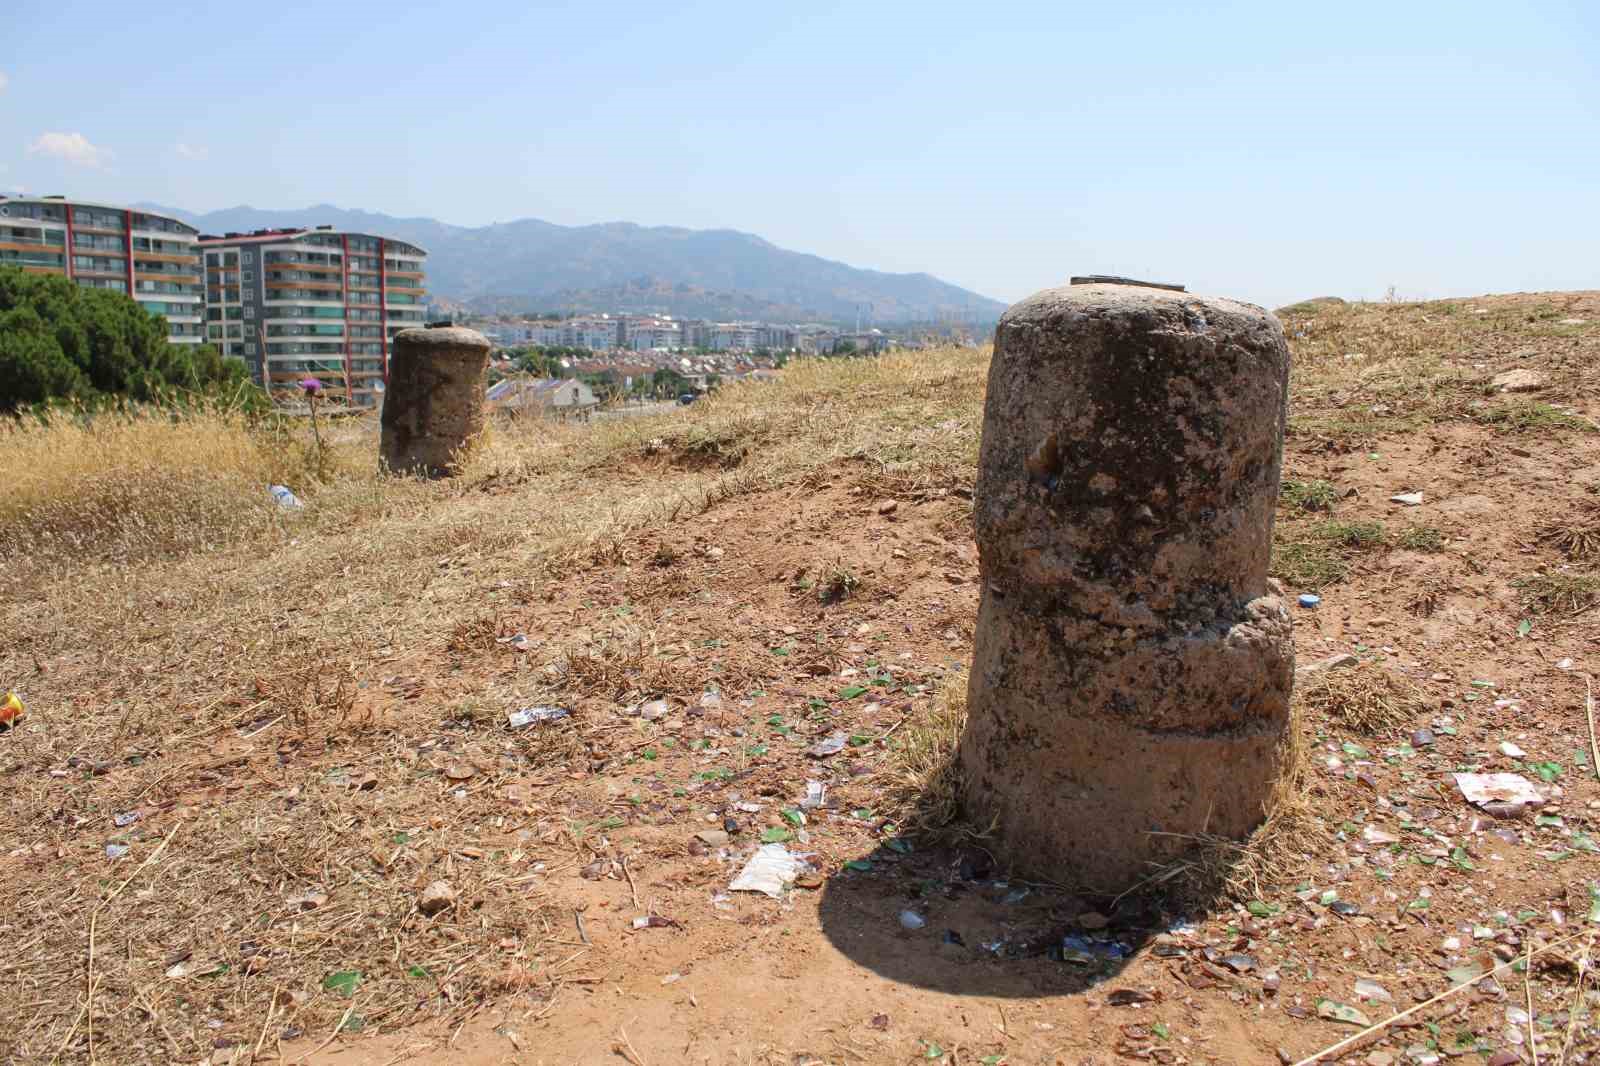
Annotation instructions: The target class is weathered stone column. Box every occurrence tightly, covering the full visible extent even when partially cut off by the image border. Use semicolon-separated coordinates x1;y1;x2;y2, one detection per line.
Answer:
959;280;1294;892
379;325;492;478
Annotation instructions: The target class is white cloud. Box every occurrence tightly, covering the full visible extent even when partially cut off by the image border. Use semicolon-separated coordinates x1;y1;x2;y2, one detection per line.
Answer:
175;142;208;162
27;131;112;169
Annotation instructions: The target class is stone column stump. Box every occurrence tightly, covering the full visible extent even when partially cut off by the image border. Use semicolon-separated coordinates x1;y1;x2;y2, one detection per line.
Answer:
959;280;1294;892
379;325;492;478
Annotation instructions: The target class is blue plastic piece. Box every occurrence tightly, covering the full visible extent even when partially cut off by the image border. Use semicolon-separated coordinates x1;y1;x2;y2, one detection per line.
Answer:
1298;594;1321;608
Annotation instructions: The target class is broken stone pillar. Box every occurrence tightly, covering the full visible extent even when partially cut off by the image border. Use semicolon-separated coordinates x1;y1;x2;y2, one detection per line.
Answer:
960;279;1294;892
379;325;492;478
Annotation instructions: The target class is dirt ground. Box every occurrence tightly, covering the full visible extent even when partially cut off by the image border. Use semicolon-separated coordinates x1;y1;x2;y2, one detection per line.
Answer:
3;293;1598;1066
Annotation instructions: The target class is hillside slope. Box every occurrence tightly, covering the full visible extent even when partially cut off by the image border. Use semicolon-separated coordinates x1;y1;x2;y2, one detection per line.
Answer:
143;202;1006;323
4;292;1598;1064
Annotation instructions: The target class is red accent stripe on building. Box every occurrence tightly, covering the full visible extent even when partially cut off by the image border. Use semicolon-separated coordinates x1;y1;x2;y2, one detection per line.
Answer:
378;238;389;383
63;208;75;281
340;233;354;404
123;209;135;297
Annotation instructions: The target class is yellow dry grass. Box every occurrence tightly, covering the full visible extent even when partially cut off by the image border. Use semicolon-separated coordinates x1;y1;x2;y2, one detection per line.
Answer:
0;349;990;1062
1297;661;1428;735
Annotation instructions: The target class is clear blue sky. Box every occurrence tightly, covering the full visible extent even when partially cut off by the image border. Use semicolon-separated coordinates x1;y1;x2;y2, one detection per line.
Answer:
3;0;1596;308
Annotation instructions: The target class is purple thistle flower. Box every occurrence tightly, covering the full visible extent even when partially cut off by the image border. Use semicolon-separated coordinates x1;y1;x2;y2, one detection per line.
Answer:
299;378;324;395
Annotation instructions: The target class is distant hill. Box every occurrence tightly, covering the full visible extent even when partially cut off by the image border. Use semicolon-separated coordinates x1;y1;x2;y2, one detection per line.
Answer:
140;203;1005;325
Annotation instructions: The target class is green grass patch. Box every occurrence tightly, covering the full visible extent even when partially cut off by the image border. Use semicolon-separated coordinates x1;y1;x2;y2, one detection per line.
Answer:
1280;479;1339;512
1472;402;1593;434
1272;537;1348;589
1396;525;1444;552
1513;573;1600;614
1314;519;1387;549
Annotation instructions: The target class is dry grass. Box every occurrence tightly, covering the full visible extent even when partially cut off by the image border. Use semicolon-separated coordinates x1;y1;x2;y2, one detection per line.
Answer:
1538;502;1600;561
1297;661;1429;734
877;674;983;844
1514;571;1600;614
1139;715;1332;906
0;348;992;1061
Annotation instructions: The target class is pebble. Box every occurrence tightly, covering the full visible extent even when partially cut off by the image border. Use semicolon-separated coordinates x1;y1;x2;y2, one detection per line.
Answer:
1410;729;1435;747
695;830;730;847
418;880;455;916
898;910;926;931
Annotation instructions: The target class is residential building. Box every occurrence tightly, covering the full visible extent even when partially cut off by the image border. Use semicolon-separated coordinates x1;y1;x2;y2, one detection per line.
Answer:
709;323;761;351
486;376;599;420
835;330;891;353
623;315;682;351
197;226;428;406
0;195;204;345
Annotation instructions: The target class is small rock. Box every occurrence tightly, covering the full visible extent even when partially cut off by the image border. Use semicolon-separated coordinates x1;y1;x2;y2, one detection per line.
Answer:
1410;728;1436;747
1491;368;1545;393
876;499;899;515
580;860;607;880
807;733;848;758
418;880;455;916
1297;652;1359;677
698;691;723;711
1355;978;1394;1003
1220;954;1256;974
1363;825;1401;845
1075;911;1110;930
1366;1053;1395;1066
1499;741;1526;759
444;761;476;781
695;830;730;848
638;700;670;721
898;910;926;931
105;843;130;860
1389;492;1424;506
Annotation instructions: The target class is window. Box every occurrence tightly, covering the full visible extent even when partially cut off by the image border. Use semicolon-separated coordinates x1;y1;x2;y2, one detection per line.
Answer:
242;287;253;302
243;305;255;318
241;270;254;282
242;251;253;263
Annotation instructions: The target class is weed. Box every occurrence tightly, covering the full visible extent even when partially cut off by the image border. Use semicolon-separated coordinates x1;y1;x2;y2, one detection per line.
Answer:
1472;402;1594;434
1537;505;1600;560
1315;519;1387;549
1280;479;1339;512
1397;525;1444;552
1513;573;1600;614
817;563;861;605
1272;537;1348;589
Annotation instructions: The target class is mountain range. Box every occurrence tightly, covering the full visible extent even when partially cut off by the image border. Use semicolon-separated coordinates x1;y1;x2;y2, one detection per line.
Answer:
139;203;1005;325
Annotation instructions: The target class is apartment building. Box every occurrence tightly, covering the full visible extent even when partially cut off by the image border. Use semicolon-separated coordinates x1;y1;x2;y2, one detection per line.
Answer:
0;195;204;345
198;226;428;406
622;315;682;351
